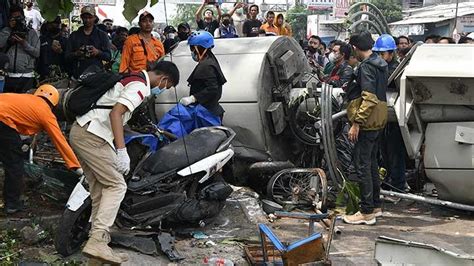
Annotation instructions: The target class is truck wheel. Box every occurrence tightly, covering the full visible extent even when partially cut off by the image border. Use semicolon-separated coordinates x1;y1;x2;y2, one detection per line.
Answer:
55;198;92;257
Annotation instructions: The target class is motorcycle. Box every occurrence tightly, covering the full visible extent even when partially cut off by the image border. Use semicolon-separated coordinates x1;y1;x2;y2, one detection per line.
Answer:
54;105;236;257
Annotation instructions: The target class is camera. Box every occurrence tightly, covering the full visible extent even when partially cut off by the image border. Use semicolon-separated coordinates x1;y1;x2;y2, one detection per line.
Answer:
10;16;28;40
80;45;94;58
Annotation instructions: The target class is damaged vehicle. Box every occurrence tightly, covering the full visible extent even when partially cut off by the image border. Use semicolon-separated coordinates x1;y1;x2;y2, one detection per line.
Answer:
54;103;236;256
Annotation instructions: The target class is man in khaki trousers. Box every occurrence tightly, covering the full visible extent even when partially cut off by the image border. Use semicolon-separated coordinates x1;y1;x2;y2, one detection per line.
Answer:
70;61;180;264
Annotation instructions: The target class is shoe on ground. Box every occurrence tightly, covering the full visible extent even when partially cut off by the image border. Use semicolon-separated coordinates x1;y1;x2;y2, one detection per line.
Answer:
82;231;129;265
373;208;382;217
343;211;376;225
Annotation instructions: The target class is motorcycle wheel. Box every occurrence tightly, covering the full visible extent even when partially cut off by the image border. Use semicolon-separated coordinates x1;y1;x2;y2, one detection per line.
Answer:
55;198;92;257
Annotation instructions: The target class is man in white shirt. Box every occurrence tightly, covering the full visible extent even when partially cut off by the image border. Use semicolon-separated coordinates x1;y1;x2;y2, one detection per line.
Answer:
69;61;180;264
23;2;43;31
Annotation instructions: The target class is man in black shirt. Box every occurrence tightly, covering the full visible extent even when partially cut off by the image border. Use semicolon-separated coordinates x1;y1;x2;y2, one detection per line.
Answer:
65;5;111;79
195;0;221;35
242;4;261;37
37;16;68;80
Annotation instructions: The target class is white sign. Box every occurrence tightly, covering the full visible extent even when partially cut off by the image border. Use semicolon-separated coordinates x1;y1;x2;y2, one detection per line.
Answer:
72;0;117;5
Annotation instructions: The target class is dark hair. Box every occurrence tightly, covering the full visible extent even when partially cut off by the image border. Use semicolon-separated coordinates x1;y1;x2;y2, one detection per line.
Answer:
320;42;327;50
103;18;113;24
9;5;24;16
178;22;190;31
458;36;473;44
277;14;284;20
204;8;214;16
115;26;128;35
439;36;456;44
266;11;275;17
128;26;141;35
222;13;231;19
396;35;410;44
249;4;259;12
309;35;322;43
339;43;352;61
424;34;440;43
349;31;374;51
152;61;180;86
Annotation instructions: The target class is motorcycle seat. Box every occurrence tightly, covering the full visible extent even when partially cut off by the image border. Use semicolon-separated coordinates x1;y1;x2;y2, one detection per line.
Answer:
142;127;228;175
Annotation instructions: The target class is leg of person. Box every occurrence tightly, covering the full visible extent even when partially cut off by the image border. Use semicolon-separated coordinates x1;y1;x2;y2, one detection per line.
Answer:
0;122;25;214
371;130;383;217
343;130;377;225
387;123;407;191
69;122;128;264
82;163;102;231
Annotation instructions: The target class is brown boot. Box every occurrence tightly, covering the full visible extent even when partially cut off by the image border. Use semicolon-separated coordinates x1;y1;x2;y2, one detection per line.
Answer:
82;231;128;264
343;211;376;225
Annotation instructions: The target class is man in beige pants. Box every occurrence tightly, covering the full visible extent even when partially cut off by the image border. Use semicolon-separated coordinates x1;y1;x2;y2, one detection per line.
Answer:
70;61;180;264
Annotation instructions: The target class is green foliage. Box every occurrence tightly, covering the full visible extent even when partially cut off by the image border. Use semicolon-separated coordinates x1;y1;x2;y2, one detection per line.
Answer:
370;0;403;23
37;0;161;23
0;229;21;264
287;5;310;41
336;179;361;215
172;4;200;29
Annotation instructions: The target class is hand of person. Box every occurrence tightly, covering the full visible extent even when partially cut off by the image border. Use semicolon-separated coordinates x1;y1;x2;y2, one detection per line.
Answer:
75;46;85;57
12;34;26;46
90;46;101;57
73;167;84;176
348;123;360;143
236;2;244;8
179;95;196;106
115;148;130;175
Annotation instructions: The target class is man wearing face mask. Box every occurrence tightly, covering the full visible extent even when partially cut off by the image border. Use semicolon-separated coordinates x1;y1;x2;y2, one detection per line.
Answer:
37;16;68;80
177;23;191;41
307;35;329;71
163;25;179;54
318;41;353;89
214;14;238;38
65;6;111;79
196;0;222;35
229;2;245;37
69;60;179;264
180;31;227;121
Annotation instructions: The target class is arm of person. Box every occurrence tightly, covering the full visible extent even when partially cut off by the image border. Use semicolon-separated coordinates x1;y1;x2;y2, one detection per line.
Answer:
110;103;128;149
228;2;243;17
354;65;378;126
216;4;222;21
0;27;11;48
119;38;132;73
42;115;81;169
196;0;206;22
22;30;40;58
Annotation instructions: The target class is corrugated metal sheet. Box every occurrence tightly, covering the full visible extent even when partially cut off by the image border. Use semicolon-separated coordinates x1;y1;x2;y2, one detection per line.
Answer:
390;2;474;25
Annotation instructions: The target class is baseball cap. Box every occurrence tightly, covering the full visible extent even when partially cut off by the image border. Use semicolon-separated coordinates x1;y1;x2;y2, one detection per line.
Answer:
139;11;154;21
81;5;96;16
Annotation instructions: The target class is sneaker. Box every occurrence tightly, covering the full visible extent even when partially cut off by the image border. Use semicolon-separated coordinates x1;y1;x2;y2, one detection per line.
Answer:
373;208;382;217
343;211;376;225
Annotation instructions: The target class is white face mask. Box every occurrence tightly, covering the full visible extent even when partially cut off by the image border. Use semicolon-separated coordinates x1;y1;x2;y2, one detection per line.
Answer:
167;33;175;39
328;52;338;63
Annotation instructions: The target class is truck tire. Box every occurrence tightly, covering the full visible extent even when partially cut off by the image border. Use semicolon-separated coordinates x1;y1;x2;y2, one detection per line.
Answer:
55;198;92;257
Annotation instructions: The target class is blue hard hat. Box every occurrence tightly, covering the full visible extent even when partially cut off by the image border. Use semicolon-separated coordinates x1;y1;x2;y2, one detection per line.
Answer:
188;30;214;49
373;34;397;52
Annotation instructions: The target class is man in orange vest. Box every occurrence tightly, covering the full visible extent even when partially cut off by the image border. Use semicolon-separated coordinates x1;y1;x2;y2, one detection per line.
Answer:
119;11;164;73
0;85;82;214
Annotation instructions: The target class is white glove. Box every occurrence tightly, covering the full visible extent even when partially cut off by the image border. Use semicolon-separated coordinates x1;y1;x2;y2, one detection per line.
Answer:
115;148;130;175
179;95;196;106
74;168;84;176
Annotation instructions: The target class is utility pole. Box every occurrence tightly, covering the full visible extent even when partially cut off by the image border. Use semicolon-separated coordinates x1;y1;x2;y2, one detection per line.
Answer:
452;0;460;34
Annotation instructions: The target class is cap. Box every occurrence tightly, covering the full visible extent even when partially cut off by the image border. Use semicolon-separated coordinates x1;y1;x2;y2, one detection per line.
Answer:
139;11;154;21
81;5;96;16
164;25;177;34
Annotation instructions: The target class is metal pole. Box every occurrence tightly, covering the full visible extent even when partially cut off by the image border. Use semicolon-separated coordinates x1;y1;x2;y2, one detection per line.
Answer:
164;0;169;25
381;190;474;212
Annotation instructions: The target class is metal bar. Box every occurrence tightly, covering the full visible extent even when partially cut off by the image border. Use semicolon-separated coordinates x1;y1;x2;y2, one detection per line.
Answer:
275;211;328;220
325;215;336;259
380;190;474;212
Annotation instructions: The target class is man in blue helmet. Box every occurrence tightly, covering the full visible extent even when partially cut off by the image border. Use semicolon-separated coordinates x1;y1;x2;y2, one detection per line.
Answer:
180;31;227;121
373;34;408;193
373;34;399;77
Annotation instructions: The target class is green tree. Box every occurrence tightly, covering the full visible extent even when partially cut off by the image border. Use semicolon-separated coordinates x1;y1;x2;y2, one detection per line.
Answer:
370;0;403;23
172;4;200;29
37;0;159;22
287;5;310;41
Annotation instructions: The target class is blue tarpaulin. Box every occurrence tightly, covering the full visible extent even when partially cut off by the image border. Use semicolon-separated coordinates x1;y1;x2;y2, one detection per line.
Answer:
159;104;221;138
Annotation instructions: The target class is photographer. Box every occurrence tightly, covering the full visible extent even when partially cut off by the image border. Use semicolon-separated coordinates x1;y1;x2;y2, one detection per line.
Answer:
37;16;68;80
0;5;40;93
195;0;222;35
65;6;111;79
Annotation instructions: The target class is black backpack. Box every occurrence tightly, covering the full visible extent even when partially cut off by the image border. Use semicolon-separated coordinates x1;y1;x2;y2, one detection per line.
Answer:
61;66;145;121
